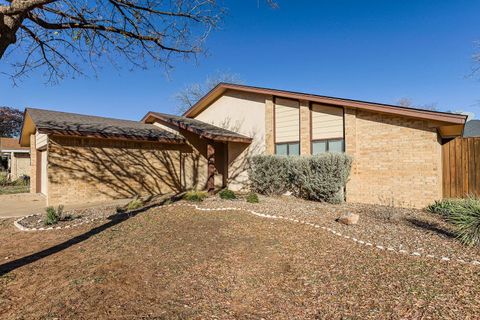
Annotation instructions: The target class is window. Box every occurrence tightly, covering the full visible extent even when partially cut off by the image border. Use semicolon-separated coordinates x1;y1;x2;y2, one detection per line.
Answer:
275;142;300;156
312;139;344;154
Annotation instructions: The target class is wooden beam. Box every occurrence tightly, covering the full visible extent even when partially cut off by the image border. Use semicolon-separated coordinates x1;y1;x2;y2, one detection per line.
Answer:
207;141;215;194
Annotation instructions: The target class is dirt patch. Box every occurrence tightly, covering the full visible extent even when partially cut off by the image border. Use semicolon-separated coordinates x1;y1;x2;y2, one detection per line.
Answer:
202;195;480;263
1;202;480;319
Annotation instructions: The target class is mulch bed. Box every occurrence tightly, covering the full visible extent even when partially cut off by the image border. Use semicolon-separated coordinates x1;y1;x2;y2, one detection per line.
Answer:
201;195;480;263
16;205;119;229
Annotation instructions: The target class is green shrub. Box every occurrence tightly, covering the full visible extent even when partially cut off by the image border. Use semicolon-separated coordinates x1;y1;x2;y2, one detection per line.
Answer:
126;198;144;211
427;197;480;246
447;199;480;246
248;153;352;203
0;172;8;186
14;175;30;186
219;189;236;200
246;192;259;203
45;206;59;225
184;190;208;202
248;155;290;195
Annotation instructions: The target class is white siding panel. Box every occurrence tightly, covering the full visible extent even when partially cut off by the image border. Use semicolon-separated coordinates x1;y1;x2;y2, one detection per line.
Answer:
311;104;344;140
275;98;299;143
36;132;48;150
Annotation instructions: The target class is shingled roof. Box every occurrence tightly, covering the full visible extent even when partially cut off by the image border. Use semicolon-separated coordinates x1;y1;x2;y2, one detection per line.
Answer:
22;108;185;144
142;112;253;143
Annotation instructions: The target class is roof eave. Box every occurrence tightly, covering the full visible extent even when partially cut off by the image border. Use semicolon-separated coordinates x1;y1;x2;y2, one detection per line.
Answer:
183;83;467;125
38;128;185;144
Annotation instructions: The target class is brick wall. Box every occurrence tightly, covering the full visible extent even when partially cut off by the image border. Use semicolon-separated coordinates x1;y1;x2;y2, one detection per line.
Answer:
345;108;443;208
299;100;311;155
47;136;197;206
29;134;37;193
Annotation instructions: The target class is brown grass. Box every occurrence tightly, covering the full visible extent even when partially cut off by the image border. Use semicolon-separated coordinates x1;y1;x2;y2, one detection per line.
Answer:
1;204;479;319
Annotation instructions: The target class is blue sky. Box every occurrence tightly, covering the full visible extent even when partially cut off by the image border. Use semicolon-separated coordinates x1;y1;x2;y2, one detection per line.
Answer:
1;0;479;120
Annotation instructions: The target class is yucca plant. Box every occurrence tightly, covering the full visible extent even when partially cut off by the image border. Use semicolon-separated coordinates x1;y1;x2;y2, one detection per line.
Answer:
445;197;480;246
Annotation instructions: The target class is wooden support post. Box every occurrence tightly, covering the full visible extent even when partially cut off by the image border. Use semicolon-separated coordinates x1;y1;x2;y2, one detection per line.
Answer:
207;141;215;194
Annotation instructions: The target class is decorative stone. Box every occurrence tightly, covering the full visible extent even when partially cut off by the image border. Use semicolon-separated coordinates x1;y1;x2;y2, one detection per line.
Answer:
337;213;359;225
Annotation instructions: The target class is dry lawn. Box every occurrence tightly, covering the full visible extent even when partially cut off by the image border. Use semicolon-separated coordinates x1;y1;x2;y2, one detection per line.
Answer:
1;203;480;319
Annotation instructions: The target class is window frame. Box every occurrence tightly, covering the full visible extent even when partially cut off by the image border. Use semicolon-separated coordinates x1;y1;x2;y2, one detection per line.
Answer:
275;141;300;156
311;138;345;154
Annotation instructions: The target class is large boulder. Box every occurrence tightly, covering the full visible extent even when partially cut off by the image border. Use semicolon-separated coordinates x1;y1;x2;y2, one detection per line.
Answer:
337;212;359;225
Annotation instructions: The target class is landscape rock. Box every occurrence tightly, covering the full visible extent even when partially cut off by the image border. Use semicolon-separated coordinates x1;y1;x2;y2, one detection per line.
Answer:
337;212;359;225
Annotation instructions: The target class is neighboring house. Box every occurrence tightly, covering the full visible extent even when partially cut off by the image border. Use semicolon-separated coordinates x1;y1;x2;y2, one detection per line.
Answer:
19;83;468;208
463;120;480;137
0;137;30;180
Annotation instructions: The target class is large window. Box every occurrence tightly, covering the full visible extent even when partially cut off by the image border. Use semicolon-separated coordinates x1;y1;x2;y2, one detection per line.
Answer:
275;142;300;156
312;139;344;155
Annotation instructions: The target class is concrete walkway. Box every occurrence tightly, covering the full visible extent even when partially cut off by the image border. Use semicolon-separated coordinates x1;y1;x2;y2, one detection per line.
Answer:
0;193;131;219
0;193;47;218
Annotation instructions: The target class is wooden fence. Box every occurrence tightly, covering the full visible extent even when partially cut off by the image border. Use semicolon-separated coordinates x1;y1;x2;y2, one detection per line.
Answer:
442;137;480;198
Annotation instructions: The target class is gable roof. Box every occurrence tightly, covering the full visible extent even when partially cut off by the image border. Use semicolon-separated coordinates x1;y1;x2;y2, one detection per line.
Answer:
183;83;467;125
142;112;253;143
463;120;480;137
20;108;185;146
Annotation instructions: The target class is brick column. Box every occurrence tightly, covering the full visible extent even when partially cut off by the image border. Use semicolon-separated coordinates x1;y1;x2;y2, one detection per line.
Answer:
29;134;37;193
344;107;358;202
300;100;311;155
265;96;275;155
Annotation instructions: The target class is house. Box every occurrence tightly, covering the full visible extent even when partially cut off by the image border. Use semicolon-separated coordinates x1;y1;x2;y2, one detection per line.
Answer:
0;137;30;180
19;83;468;208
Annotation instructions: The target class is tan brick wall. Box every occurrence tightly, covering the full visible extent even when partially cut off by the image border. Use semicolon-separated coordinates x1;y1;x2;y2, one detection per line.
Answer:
265;96;275;155
345;108;443;208
299;100;311;155
29;134;37;193
47;136;202;206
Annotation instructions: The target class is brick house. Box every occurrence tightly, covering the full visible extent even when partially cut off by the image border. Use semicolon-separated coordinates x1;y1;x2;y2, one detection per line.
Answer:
0;137;30;180
20;83;467;208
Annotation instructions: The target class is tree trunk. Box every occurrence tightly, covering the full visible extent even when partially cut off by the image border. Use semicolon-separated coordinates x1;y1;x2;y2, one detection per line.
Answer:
0;13;23;59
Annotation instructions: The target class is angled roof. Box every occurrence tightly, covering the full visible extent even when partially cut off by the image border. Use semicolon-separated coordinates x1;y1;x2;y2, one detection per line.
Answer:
463;120;480;137
20;108;185;146
0;137;29;152
183;83;467;125
142;112;253;143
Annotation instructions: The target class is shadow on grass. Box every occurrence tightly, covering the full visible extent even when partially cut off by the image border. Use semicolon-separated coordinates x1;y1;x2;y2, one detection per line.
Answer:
0;194;183;277
405;217;456;239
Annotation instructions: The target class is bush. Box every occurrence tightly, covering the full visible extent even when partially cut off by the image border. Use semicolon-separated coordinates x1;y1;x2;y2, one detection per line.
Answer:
184;190;208;202
248;154;352;203
219;189;236;200
427;197;480;246
0;172;8;186
248;155;290;195
14;175;30;186
126;198;144;211
44;205;65;225
246;192;259;203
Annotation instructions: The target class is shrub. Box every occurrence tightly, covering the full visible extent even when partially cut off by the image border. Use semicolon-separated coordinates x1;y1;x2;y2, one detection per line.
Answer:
219;189;236;200
447;199;480;246
427;197;480;246
248;153;352;203
0;172;8;186
14;175;30;186
184;190;208;202
126;198;144;211
246;192;259;203
248;155;290;195
44;205;62;225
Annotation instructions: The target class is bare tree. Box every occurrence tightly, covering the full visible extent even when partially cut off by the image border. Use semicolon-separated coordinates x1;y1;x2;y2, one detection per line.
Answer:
397;98;438;111
0;107;23;137
175;71;243;114
0;0;225;83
